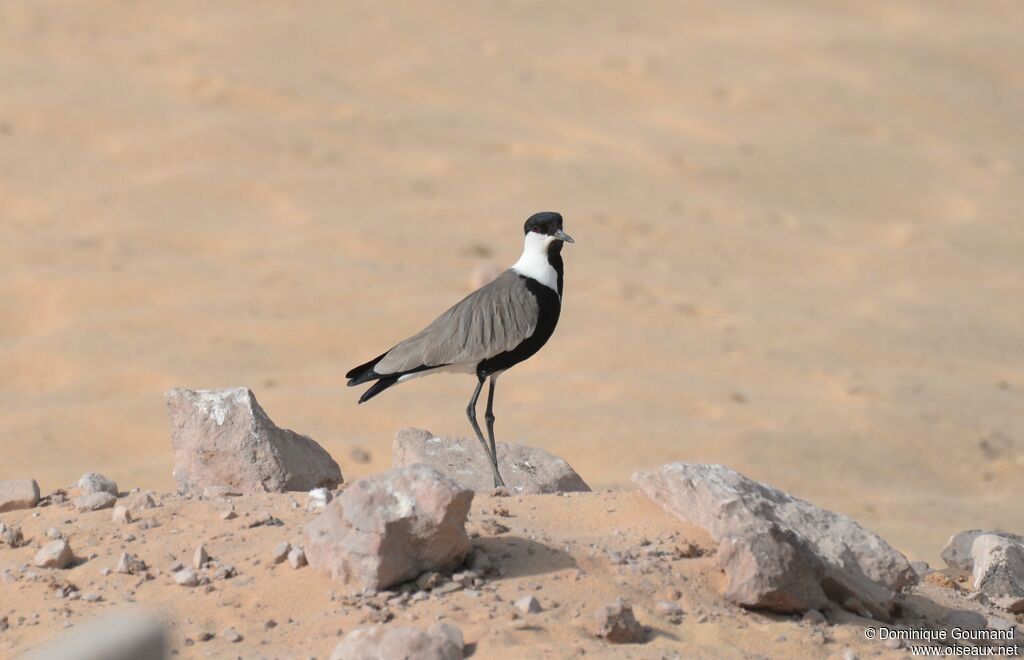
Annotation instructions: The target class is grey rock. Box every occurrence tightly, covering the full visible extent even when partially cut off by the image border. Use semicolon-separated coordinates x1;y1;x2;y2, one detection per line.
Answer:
78;473;118;496
20;611;166;660
212;564;236;580
416;572;444;591
970;533;1024;613
222;628;242;643
634;463;916;619
941;530;1024;612
592;598;645;643
0;479;40;512
111;506;132;524
115;552;143;575
306;465;473;593
393;428;589;494
74;492;117;512
165;387;343;495
329;623;463;660
35;540;73;569
1;523;25;548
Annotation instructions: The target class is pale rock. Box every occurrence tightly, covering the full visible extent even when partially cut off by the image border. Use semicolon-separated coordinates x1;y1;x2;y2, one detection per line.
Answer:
272;541;291;564
74;492;117;511
942;530;989;572
288;546;307;569
34;540;73;569
515;595;541;614
394;428;589;494
634;463;916;618
111;506;132;524
0;479;40;512
306;465;472;593
193;544;209;569
165;387;343;494
174;568;199;587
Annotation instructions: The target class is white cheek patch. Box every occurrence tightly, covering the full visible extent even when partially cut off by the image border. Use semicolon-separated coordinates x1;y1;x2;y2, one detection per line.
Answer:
511;233;559;294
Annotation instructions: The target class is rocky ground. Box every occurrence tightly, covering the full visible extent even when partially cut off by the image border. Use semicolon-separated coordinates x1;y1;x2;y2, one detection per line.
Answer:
1;482;1020;659
2;388;1021;658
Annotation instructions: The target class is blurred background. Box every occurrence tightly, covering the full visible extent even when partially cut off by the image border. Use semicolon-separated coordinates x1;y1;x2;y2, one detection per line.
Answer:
1;1;1021;563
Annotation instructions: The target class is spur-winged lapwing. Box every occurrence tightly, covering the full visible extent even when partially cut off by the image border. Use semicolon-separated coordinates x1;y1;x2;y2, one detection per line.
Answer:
346;211;574;488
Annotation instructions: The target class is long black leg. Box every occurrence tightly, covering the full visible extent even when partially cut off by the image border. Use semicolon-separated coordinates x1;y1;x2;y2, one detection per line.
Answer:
466;375;506;488
484;375;504;487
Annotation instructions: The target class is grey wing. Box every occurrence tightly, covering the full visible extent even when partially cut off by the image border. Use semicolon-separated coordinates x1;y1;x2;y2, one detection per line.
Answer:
374;270;538;375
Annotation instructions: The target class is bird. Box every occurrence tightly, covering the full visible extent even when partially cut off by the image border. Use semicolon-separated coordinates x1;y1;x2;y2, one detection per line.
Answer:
345;211;574;488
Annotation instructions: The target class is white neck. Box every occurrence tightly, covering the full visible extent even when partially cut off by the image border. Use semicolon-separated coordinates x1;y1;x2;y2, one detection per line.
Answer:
511;232;559;294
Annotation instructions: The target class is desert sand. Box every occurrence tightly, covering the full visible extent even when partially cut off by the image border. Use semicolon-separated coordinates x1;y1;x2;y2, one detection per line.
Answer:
1;0;1023;655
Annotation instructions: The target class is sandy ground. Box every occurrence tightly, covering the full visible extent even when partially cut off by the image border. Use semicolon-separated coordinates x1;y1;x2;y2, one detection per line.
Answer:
3;489;1013;659
0;0;1022;595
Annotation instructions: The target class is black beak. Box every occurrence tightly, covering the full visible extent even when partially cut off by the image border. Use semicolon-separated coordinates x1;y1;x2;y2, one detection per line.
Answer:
553;229;574;244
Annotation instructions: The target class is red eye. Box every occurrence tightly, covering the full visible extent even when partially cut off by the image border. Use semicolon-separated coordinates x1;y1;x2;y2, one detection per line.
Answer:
531;227;541;233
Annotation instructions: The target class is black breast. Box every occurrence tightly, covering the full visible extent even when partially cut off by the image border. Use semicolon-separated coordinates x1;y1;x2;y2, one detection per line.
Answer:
477;277;561;377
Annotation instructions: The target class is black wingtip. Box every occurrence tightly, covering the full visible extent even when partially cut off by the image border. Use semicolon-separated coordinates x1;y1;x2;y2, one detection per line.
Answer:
346;351;389;385
357;376;400;404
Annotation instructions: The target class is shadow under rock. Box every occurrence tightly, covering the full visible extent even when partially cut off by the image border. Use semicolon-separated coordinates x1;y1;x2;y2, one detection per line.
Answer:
474;536;577;580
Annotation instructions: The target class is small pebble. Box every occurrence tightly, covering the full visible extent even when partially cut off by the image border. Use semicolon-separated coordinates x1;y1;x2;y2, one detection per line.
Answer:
515;595;542;614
